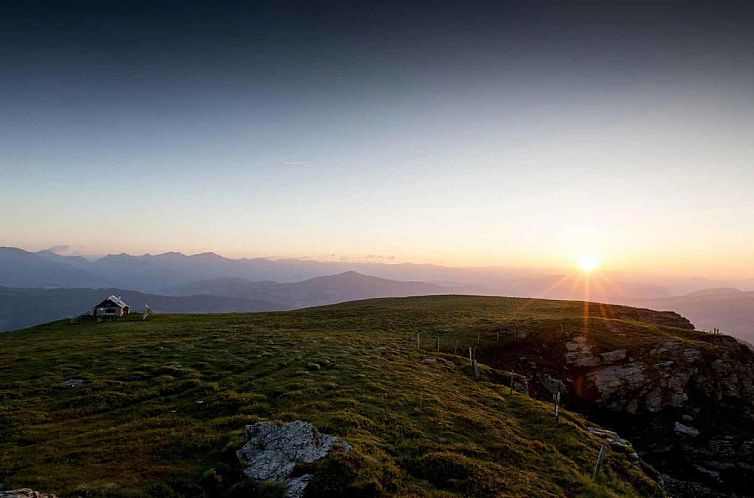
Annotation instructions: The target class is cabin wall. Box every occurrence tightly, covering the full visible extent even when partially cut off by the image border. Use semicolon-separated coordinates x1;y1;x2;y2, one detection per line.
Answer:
94;306;124;317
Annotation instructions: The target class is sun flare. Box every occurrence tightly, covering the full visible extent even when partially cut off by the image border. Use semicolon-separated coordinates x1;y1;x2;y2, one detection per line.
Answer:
577;254;601;273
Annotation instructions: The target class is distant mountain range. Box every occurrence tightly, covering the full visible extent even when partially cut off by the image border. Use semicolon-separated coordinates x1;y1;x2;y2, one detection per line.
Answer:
171;271;446;308
1;246;752;342
0;246;505;293
0;246;676;298
636;288;754;344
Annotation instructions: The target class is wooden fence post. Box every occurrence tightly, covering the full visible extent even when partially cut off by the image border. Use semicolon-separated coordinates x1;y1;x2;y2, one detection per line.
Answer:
436;336;440;352
553;391;561;424
592;445;606;479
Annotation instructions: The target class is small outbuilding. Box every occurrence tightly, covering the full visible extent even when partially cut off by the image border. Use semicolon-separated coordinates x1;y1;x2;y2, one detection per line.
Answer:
93;295;130;318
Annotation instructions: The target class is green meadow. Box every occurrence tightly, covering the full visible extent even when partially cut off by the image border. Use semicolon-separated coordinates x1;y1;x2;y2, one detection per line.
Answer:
0;296;665;497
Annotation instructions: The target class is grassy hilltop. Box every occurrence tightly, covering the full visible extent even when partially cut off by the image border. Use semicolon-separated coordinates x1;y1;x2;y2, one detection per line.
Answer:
0;296;682;498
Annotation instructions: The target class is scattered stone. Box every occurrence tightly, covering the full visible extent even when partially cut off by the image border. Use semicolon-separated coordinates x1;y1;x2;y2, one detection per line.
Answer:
682;349;701;362
588;426;634;452
743;439;754;456
196;400;205;404
659;474;719;498
564;336;600;367
674;422;700;437
650;340;681;357
305;362;321;371
0;490;57;498
599;350;627;363
536;373;567;395
644;387;664;412
421;358;437;364
694;465;721;480
60;378;85;388
237;420;351;498
707;437;737;457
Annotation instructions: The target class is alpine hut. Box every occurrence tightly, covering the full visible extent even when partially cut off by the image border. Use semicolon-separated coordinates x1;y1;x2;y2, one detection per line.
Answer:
93;295;130;319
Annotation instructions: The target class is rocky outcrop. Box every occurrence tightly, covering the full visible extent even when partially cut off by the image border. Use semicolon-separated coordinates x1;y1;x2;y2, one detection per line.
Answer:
480;317;754;497
236;420;351;498
0;490;57;498
581;359;689;413
563;336;754;416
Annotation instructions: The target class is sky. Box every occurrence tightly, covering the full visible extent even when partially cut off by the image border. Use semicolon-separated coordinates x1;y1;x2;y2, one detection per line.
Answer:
2;1;754;278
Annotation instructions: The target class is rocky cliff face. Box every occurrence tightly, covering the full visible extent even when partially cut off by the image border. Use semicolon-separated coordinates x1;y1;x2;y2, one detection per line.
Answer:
476;311;754;497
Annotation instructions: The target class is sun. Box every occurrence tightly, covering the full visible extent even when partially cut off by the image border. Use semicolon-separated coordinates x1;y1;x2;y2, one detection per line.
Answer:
577;254;601;273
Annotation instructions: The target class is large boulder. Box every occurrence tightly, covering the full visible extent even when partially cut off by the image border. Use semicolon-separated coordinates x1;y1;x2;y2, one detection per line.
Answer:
237;420;351;498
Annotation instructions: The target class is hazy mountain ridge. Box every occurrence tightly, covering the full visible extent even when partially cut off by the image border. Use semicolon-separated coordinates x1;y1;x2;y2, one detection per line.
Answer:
173;271;447;308
637;289;754;343
0;247;108;288
0;247;531;292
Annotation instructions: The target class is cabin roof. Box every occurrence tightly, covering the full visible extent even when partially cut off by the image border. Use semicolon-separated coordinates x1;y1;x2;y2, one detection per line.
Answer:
95;295;129;308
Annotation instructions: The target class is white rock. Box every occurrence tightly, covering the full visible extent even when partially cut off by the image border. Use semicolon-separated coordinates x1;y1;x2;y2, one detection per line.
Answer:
237;421;351;498
674;422;700;437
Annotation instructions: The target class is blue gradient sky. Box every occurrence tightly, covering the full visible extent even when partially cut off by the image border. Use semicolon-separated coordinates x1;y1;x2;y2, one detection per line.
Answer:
2;1;754;277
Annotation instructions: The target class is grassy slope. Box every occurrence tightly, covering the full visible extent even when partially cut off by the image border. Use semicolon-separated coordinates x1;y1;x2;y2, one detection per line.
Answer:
0;296;668;497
